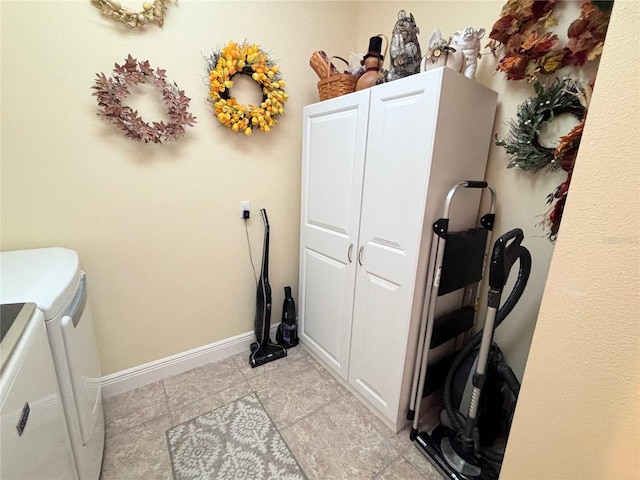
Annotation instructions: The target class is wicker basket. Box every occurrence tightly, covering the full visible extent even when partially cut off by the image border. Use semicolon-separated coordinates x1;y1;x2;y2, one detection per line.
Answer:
316;56;357;101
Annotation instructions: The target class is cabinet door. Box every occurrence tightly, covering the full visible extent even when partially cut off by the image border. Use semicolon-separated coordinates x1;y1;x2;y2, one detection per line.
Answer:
348;72;441;421
299;91;369;379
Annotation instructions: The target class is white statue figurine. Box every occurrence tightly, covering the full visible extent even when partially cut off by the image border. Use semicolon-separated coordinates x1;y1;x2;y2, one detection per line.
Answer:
452;27;485;79
420;28;465;74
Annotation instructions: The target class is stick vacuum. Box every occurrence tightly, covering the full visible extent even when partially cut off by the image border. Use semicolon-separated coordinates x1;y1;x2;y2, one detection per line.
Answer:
249;209;287;368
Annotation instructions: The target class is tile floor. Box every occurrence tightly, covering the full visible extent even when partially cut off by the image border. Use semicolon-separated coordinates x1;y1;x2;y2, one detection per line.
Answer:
100;344;442;480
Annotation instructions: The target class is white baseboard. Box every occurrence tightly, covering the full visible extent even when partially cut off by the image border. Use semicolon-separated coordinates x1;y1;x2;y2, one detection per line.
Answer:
100;324;279;398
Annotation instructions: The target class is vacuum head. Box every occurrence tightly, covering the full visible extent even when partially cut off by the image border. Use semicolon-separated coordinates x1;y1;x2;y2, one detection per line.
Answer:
416;428;499;480
249;341;287;368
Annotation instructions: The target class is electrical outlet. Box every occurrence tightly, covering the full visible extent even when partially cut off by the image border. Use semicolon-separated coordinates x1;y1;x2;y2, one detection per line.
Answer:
240;201;251;219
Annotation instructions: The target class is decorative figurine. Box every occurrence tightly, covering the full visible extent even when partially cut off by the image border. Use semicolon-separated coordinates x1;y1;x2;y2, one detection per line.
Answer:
356;36;385;91
452;27;485;79
420;28;466;74
386;10;422;81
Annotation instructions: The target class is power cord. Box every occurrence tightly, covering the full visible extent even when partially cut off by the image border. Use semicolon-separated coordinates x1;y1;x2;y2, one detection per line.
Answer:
244;218;258;287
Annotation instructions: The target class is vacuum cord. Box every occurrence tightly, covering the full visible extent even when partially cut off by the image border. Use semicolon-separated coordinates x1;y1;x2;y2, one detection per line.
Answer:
443;246;532;462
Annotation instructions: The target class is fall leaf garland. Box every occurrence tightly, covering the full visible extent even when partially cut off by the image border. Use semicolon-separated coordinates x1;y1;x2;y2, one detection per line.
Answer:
205;41;288;135
92;55;197;143
488;0;613;81
542;119;585;241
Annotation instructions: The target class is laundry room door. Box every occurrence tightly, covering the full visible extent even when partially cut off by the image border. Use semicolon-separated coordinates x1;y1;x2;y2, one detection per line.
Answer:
298;90;369;380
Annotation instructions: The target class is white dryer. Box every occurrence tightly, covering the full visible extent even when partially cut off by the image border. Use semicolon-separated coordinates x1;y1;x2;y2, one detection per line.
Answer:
0;248;105;480
1;303;77;479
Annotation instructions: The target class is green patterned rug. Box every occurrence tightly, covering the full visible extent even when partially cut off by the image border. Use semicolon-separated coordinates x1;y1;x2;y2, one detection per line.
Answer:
166;393;305;479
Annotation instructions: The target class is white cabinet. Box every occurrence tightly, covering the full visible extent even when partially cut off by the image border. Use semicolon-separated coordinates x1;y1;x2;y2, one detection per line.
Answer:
299;68;497;431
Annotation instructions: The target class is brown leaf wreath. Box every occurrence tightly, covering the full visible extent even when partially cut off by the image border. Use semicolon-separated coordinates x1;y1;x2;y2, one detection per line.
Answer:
92;55;196;144
487;0;613;81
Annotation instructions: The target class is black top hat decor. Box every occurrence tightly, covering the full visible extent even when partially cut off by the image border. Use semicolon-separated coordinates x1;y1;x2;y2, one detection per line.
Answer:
363;36;384;61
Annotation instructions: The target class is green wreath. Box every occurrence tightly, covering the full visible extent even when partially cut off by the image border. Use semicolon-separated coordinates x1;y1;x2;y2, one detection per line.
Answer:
496;78;587;172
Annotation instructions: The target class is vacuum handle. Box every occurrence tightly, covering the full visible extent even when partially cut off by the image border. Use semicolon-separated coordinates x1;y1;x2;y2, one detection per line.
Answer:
463;180;488;189
260;208;270;232
489;228;524;291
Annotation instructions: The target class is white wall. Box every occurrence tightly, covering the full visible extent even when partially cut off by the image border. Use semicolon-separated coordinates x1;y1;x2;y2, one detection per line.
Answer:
1;0;614;388
501;1;640;477
0;0;358;374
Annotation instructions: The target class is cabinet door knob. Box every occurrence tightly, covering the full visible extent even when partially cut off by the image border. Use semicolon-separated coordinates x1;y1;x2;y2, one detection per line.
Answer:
348;243;354;263
358;246;364;266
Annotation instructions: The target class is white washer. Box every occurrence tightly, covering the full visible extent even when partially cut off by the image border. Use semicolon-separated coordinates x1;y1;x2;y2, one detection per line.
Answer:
0;248;105;480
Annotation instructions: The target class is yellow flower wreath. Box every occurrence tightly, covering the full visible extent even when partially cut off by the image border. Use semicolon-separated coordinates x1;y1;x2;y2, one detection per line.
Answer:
207;41;288;135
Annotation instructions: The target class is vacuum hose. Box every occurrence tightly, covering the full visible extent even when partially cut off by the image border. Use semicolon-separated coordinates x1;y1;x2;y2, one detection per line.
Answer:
443;229;532;462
